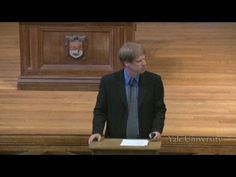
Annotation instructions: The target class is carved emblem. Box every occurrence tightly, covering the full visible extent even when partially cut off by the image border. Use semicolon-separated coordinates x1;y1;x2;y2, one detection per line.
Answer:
65;35;86;59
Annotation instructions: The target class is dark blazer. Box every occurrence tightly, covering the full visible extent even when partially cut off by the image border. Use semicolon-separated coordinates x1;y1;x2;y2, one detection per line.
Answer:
92;69;166;138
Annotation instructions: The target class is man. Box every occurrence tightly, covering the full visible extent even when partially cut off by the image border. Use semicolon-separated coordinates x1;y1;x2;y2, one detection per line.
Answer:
88;42;166;144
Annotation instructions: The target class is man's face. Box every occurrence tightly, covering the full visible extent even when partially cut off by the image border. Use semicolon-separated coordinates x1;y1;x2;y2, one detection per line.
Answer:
125;54;147;75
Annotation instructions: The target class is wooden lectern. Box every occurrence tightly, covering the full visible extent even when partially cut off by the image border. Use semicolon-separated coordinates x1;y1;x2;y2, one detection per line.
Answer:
89;138;161;155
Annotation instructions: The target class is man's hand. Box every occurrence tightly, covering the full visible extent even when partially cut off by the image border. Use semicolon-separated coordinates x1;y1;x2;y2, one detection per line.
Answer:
88;133;102;145
149;131;161;141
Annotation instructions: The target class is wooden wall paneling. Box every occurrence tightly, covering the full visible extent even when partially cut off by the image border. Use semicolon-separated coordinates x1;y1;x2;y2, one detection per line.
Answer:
17;23;136;90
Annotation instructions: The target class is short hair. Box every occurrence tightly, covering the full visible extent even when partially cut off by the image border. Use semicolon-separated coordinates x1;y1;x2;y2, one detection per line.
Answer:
119;42;145;65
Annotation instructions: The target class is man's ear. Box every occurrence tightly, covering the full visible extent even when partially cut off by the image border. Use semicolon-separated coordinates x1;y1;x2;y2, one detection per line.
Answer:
124;61;129;67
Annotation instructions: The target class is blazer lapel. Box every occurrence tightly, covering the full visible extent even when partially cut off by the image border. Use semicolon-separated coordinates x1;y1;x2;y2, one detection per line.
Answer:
116;70;128;108
115;70;148;109
138;73;148;108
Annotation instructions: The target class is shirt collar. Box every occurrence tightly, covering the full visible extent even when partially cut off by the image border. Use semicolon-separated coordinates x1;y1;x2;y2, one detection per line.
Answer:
124;68;140;86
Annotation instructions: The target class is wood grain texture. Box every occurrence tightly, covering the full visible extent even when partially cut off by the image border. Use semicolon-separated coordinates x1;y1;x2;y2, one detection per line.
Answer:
17;23;135;90
1;22;236;154
136;22;236;137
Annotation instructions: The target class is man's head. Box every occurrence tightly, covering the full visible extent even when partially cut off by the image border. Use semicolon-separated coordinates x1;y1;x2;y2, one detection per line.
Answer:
119;42;147;76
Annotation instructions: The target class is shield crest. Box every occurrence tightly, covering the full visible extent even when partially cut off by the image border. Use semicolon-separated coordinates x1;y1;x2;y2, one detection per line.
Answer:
65;35;86;59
